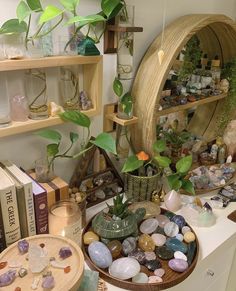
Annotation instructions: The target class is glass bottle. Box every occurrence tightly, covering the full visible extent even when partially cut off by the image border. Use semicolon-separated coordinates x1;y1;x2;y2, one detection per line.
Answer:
0;72;11;127
25;69;48;119
48;200;82;246
211;55;221;84
216;136;227;164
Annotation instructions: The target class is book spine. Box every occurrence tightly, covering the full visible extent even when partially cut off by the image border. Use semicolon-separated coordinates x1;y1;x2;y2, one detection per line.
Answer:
0;203;6;251
0;185;21;246
33;191;48;234
23;182;36;236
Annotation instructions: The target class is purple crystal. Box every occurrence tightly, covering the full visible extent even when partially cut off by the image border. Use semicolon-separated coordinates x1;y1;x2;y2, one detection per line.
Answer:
18;239;29;254
168;258;188;272
42;275;55;289
0;270;16;287
59;247;72;259
203;202;212;212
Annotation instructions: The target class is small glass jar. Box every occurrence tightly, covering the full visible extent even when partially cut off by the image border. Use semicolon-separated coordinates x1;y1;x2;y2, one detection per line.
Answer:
2;33;26;59
49;200;82;246
35;157;55;183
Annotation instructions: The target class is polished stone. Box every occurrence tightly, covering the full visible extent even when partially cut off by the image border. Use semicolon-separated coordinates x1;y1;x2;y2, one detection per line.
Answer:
154;268;165;277
148;275;163;283
140;218;159;234
128;201;161;219
166;238;188;254
154;226;166;235
156;246;174;260
145;251;156;261
171;215;186;230
187;241;197;265
174;251;187;261
83;231;99;245
109;258;140;280
132;272;149;283
175;233;184;241
151;233;166;246
156;215;170;228
128;250;146;265
138;234;155;252
184;231;196;243
168;259;188;272
145;259;161;271
107;240;122;259
181;226;191;235
164;222;179;237
88;241;112;269
122;237;137;256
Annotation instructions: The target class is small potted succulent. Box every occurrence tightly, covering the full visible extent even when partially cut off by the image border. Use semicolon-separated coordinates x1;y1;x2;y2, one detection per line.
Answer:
91;193;145;240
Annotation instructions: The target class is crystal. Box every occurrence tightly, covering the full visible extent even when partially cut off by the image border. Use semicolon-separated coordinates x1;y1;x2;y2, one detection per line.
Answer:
175;233;184;241
42;275;55;289
145;259;162;271
164;222;179;237
79;91;92;110
174;251;187;261
39;243;45;248
156;246;174;260
128;249;146;264
18;267;27;278
122;237;137;256
171;215;186;230
107;240;122;259
31;277;40;290
183;231;196;243
18;239;29;254
109;258;140;280
151;233;166;246
42;271;52;277
138;234;155;252
64;266;71;273
83;231;99;245
95;190;106;200
50;260;67;269
0;262;7;269
59;247;72;259
148;275;163;283
154;268;165;277
140;218;159;234
168;258;188;272
156;215;170;228
29;245;49;273
164;190;181;212
15;287;21;291
88;241;112;269
166;238;188;253
145;251;156;261
48;101;64;117
10;95;29;121
132;272;148;283
0;270;16;287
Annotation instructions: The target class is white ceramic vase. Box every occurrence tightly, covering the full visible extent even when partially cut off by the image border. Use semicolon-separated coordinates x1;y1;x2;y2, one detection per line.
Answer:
164;190;181;212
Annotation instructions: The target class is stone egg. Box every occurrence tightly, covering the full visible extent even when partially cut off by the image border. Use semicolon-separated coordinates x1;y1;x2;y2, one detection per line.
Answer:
109;257;140;280
168;258;188;272
151;233;166;246
138;234;155;252
140;218;159;234
184;231;196;243
88;241;112;269
83;231;99;245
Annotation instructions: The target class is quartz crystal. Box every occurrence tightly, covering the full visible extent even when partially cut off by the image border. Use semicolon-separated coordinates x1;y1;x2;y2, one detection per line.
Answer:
29;245;49;273
42;275;55;289
18;239;29;254
59;247;72;259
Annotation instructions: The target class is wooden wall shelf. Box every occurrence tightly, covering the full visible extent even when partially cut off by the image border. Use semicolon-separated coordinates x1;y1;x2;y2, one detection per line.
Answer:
106;25;143;33
106;113;138;126
157;93;227;117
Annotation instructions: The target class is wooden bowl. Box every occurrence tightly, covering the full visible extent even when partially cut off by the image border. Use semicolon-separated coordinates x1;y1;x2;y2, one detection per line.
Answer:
82;208;199;291
0;234;84;291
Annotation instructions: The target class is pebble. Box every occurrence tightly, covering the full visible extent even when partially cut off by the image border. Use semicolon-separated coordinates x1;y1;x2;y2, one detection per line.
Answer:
107;240;122;259
0;262;7;269
148;276;163;283
156;215;170;228
171;215;186;230
132;272;149;283
174;251;187;261
166;238;188;253
154;268;165;277
175;233;184;241
128;250;146;264
164;222;179;237
168;258;188;272
109;257;140;280
156;245;174;260
184;231;196;243
95;190;106;200
64;266;71;273
140;218;159;234
83;231;99;245
122;237;137;256
145;259;161;271
144;251;156;261
151;233;166;246
182;226;191;235
72;187;79;193
138;234;155;252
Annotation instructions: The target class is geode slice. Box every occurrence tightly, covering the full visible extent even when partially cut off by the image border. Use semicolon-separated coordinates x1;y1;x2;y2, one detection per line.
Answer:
0;270;16;287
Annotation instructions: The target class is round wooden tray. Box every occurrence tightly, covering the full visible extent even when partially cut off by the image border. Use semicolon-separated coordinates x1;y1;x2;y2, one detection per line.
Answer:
82;208;199;291
0;234;84;291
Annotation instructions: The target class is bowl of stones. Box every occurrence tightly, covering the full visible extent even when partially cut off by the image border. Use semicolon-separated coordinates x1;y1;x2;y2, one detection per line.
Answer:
82;208;199;291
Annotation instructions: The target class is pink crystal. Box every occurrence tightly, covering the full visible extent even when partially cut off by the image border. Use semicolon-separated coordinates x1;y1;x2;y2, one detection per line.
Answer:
10;95;29;121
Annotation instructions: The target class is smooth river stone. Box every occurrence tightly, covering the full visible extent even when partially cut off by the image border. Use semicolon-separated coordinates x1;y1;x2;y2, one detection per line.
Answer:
132;272;149;283
145;259;161;271
88;241;112;269
140;218;159;234
128;250;146;264
109;258;140;280
122;237;137;256
83;231;99;245
151;233;166;246
107;240;122;259
184;231;196;243
138;234;155;252
154;226;165;235
164;211;175;220
182;226;191;235
145;251;156;261
129;201;161;219
156;246;174;260
171;215;186;230
168;259;188;272
154;268;165;277
156;215;170;228
187;241;196;265
174;251;187;261
175;233;184;242
164;222;179;237
148;276;163;283
166;238;188;254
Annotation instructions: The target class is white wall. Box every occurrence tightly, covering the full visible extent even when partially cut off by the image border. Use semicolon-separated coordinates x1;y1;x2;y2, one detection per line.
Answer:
0;0;235;182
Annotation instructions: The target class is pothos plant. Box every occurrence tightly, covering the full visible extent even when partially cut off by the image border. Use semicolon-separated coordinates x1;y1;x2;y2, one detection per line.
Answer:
0;0;126;49
34;110;117;175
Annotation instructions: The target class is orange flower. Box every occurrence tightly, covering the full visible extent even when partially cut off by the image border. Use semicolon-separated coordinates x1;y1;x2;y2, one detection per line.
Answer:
136;151;149;161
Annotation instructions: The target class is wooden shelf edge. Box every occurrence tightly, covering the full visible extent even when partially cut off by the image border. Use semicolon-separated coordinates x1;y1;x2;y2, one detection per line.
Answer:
0;55;103;71
106;113;138;126
157;93;227;117
0;108;99;138
107;25;143;32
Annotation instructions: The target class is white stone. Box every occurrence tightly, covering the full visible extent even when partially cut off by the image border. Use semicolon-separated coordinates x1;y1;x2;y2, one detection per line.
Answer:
174;251;187;261
50;260;68;269
132;272;148;283
151;233;166;246
109;258;140;280
140;218;159;234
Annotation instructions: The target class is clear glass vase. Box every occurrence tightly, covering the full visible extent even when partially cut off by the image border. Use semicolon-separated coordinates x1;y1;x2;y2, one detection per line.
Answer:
0;72;11;127
25;69;48;119
35;157;55;183
60;66;80;110
2;33;26;59
117;5;135;80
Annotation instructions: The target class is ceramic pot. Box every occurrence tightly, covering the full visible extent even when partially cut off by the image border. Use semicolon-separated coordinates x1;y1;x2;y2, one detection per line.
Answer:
164;190;181;212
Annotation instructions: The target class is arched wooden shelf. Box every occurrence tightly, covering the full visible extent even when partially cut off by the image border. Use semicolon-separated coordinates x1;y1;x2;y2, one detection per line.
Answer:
131;14;236;153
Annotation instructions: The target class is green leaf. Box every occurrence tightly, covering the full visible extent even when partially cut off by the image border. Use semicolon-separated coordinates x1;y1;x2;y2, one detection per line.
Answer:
91;133;117;155
167;174;182;191
66;14;106;27
34;129;62;143
47;144;59;157
113;78;123;97
181;179;195;195
121;155;144;173
107;2;124;20
154;155;171;168
26;0;43;12
60;0;79;11
59;110;91;128
17;1;31;22
101;0;120;18
120;92;132;115
176;155;192;174
70;132;79;143
153;139;166;153
0;19;27;34
39;5;63;24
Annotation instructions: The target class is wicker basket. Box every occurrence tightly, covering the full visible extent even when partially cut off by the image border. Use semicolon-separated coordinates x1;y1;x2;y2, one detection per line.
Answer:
124;172;161;201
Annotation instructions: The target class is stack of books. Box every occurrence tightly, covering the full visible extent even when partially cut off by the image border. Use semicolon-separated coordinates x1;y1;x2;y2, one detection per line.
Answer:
0;161;49;251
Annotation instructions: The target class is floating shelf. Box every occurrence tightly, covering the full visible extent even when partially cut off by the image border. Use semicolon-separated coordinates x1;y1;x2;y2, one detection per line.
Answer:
106;113;138;126
0;55;102;71
157;93;227;117
0;108;97;138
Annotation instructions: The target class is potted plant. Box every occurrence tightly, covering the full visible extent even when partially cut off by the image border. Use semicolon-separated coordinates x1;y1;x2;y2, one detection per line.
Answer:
34;110;117;182
113;77;133;119
91;193;145;239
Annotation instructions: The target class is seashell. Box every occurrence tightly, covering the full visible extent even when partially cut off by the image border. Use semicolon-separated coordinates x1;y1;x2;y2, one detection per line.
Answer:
48;102;64;117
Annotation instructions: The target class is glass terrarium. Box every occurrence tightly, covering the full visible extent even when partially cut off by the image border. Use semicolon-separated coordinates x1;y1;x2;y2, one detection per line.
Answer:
25;69;48;120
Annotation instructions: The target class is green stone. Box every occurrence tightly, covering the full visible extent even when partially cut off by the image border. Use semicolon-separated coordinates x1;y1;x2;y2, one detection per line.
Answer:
156;246;174;260
154;226;165;235
165;238;188;254
165;211;175;219
78;38;100;56
187;241;197;265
